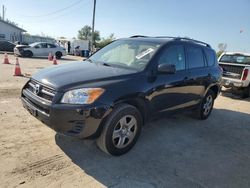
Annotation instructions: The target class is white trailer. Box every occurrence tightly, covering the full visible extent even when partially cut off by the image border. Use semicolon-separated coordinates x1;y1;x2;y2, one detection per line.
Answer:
70;39;89;55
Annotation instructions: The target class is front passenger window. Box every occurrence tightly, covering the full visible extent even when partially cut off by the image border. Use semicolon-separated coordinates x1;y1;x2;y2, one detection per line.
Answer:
158;45;185;71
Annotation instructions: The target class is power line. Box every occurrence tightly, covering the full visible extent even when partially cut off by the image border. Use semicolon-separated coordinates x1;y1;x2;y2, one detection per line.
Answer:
18;0;84;18
15;5;85;24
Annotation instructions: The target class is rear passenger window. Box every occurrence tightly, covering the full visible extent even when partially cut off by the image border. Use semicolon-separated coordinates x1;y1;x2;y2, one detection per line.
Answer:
47;43;56;48
158;45;185;71
205;50;215;66
187;46;205;68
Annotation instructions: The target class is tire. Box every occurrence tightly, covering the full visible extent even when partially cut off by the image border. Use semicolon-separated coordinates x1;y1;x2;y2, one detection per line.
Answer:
241;86;250;98
195;89;215;120
24;50;33;57
55;51;62;59
97;104;142;156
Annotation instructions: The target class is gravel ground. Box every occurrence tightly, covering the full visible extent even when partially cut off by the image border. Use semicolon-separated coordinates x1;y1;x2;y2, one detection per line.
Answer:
0;54;250;188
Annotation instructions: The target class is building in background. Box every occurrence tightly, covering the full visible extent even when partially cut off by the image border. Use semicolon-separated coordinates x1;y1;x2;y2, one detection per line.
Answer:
0;19;55;44
22;34;55;44
0;19;26;42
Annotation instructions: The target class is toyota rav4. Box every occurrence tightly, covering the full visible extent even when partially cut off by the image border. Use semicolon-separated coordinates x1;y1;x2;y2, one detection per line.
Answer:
21;36;222;156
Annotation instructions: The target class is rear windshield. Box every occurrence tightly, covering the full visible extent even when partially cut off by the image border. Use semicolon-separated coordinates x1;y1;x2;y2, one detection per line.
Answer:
219;54;250;65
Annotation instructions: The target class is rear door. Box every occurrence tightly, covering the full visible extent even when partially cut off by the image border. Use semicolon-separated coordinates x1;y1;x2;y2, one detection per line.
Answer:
185;44;211;101
47;43;57;56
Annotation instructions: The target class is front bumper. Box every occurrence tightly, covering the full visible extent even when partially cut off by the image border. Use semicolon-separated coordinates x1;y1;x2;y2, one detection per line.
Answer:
21;89;111;139
221;77;249;88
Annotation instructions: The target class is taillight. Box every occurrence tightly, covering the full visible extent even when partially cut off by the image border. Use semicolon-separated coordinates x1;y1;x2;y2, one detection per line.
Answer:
242;69;249;80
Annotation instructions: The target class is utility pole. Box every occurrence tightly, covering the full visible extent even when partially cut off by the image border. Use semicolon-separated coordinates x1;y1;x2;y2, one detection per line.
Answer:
91;0;96;53
2;5;5;20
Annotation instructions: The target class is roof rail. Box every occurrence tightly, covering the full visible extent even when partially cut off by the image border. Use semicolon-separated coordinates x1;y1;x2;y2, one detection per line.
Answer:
174;37;211;48
155;36;211;48
129;35;211;48
130;35;148;38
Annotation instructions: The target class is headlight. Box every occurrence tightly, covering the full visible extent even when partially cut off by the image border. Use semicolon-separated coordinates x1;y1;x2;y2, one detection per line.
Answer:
61;88;104;104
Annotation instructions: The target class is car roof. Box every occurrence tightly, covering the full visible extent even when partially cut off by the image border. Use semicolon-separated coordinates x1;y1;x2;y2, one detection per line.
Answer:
120;36;212;48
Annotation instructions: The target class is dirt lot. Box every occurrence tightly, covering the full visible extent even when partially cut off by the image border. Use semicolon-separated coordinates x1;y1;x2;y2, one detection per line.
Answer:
0;53;250;188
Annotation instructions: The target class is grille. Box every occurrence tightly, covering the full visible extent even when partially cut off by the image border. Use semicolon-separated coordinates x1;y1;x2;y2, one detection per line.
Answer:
26;80;56;102
219;64;244;79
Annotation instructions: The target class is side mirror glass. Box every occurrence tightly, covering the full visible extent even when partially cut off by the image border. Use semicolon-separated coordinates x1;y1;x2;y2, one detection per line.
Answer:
158;64;176;74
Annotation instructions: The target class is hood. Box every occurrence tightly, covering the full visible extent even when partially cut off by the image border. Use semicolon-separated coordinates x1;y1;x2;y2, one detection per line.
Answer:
32;61;137;91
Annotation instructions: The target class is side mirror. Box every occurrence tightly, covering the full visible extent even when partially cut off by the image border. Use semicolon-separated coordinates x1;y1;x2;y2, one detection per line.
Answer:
158;64;176;74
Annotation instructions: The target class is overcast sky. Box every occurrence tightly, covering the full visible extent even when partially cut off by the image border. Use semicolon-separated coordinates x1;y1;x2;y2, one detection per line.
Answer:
1;0;250;51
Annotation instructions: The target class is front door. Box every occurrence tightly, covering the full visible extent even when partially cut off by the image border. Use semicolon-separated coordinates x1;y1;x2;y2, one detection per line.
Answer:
33;43;48;56
151;44;194;113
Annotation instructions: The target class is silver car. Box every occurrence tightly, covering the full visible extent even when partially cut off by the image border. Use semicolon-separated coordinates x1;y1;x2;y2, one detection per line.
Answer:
14;42;66;59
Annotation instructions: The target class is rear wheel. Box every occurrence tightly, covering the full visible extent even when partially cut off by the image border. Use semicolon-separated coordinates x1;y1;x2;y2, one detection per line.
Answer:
97;104;142;156
195;90;215;120
241;86;250;98
55;51;62;59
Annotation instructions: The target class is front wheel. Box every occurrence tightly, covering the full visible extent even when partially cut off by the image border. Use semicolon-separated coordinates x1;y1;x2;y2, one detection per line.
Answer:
195;90;215;120
97;104;142;156
23;50;33;57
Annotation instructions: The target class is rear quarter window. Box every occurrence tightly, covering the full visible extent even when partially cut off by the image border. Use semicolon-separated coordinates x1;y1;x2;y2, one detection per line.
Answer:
204;49;216;66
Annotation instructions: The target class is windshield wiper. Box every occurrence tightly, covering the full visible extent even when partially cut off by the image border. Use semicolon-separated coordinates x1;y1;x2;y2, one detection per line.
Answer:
85;59;93;63
102;62;112;67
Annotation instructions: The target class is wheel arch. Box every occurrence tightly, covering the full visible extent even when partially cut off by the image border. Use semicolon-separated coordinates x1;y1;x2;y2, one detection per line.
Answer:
114;97;150;125
205;84;221;98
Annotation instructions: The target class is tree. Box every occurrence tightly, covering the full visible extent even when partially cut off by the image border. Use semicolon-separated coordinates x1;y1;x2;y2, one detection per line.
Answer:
97;33;116;48
78;25;100;45
218;43;227;52
217;43;227;58
216;51;223;58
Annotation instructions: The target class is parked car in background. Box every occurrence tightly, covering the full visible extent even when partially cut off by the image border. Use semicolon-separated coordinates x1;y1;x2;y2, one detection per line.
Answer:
0;40;16;52
21;36;221;156
219;52;250;98
14;42;66;59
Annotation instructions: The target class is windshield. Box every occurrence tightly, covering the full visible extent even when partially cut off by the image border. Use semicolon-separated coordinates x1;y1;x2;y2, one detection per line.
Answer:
220;54;250;65
29;42;40;47
89;39;161;70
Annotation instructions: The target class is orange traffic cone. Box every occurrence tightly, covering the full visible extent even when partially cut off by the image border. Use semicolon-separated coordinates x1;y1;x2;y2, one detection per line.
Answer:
48;53;53;61
53;55;58;65
3;52;10;64
14;58;23;76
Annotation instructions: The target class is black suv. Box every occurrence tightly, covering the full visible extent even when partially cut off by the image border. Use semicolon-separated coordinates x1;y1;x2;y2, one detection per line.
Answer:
21;36;222;156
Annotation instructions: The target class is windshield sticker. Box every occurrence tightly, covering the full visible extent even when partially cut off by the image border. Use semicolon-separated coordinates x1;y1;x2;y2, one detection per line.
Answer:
136;48;154;59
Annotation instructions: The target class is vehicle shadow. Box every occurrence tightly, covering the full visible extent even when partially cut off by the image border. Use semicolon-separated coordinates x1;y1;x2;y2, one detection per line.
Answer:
55;109;250;187
220;88;250;102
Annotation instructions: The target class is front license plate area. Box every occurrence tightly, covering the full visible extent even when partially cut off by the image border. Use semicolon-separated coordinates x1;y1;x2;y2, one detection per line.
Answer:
25;102;37;117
